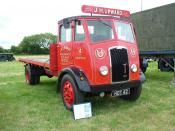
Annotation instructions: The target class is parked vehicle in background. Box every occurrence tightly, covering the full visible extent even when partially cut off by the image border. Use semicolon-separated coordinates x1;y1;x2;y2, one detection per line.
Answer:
0;53;15;61
131;3;175;73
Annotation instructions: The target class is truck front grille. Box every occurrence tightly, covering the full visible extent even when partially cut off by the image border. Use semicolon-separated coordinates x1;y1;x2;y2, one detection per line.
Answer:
110;47;129;82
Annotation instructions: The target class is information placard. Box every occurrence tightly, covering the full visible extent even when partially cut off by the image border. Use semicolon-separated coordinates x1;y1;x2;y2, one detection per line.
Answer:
73;102;92;120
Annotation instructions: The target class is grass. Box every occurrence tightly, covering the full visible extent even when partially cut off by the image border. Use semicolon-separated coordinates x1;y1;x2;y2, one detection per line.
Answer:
0;58;175;131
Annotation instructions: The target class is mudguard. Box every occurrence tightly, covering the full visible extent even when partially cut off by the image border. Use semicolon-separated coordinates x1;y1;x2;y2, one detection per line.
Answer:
58;67;91;92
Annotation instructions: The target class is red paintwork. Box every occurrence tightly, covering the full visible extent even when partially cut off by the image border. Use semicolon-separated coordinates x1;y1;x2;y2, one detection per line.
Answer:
19;58;50;68
19;6;140;88
25;68;29;83
50;44;58;71
19;57;58;76
63;81;75;108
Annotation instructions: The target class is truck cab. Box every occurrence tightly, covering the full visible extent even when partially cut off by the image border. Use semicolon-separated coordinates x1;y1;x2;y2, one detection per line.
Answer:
58;16;140;84
20;5;142;110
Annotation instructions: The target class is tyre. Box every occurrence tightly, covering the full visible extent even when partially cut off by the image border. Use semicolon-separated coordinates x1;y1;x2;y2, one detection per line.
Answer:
61;74;84;110
141;66;147;73
158;59;174;72
35;75;40;84
25;65;40;85
120;86;142;101
140;58;148;73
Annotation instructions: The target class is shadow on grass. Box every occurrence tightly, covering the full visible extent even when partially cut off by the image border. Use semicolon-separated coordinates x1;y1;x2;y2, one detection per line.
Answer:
39;78;59;91
86;95;138;116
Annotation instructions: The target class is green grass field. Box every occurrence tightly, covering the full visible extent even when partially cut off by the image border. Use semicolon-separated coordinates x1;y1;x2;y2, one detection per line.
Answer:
0;59;175;131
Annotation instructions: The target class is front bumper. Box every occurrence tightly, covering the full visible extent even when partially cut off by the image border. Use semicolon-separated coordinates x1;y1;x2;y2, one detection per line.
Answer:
90;80;141;93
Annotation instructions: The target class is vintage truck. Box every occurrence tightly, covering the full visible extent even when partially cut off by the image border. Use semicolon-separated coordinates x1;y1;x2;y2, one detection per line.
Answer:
19;5;143;110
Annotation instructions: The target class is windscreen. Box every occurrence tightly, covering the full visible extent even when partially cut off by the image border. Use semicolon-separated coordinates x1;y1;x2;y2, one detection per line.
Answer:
115;21;135;43
87;20;114;43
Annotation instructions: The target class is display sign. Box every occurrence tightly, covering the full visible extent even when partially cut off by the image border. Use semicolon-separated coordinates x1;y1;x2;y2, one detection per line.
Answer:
82;5;130;17
73;102;92;120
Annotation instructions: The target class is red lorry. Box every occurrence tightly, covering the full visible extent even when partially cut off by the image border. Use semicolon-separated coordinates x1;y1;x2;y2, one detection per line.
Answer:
19;5;142;110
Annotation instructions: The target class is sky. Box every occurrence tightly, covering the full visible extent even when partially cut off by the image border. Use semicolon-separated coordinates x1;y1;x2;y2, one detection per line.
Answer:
0;0;175;49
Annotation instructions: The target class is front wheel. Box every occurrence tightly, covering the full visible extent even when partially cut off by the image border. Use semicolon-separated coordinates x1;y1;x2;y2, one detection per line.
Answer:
120;86;142;101
61;74;84;110
140;58;148;73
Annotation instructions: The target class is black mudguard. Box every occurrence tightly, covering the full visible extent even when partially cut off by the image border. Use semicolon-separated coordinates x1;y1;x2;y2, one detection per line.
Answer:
58;67;91;92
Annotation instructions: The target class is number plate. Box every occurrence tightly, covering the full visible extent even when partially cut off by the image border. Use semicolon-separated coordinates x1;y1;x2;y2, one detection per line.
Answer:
111;88;130;97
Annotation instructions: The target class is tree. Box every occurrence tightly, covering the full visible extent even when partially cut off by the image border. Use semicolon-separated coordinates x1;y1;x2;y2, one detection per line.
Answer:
10;45;21;54
0;46;4;53
18;33;57;54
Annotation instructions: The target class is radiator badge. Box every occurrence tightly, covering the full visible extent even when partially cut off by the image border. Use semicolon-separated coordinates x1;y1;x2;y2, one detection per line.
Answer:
95;48;105;58
78;48;83;54
123;63;127;74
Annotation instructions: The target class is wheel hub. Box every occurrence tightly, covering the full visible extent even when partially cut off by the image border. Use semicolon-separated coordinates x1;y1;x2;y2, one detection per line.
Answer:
63;81;75;108
25;69;29;83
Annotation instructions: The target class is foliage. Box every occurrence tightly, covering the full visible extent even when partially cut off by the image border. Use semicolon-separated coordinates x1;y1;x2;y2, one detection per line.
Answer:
0;46;4;53
10;46;21;54
10;33;57;54
0;60;175;131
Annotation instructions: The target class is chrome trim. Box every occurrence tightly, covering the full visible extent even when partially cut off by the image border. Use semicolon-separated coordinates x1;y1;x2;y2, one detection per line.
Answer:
108;46;130;84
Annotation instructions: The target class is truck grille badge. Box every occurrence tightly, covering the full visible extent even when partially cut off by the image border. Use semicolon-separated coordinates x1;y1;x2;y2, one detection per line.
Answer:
123;63;127;74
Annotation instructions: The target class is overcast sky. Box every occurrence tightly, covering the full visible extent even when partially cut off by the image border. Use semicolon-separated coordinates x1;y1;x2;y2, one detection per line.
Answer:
0;0;174;49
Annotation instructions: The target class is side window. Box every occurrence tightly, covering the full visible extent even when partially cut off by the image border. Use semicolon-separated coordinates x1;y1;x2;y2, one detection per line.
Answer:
60;24;72;43
75;20;85;41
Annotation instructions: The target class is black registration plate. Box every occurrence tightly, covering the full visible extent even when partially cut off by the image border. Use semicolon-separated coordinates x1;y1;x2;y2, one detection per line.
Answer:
111;88;130;97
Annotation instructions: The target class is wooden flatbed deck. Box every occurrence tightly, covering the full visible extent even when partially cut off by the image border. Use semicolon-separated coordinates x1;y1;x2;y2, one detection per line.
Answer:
19;58;50;69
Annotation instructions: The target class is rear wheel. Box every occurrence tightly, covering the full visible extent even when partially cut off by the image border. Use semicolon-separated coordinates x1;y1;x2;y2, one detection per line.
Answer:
158;58;174;72
61;74;84;110
25;65;40;85
120;86;142;101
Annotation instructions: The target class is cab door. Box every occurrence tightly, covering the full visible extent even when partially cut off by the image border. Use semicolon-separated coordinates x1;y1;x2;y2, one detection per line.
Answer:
73;20;93;83
58;21;73;69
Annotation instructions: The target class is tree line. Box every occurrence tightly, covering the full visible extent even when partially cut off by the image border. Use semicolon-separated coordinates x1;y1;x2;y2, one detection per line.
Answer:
0;33;57;54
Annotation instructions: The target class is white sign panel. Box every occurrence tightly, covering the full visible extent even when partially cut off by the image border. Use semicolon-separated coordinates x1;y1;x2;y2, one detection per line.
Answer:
73;102;92;120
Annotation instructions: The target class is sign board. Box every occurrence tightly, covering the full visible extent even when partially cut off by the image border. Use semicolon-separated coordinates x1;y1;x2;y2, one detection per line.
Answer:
82;5;131;17
73;102;92;120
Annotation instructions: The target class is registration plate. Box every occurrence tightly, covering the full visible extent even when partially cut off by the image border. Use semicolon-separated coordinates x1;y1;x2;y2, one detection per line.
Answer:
111;88;130;97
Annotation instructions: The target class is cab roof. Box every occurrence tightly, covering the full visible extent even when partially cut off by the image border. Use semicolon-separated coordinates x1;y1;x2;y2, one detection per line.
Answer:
58;15;130;24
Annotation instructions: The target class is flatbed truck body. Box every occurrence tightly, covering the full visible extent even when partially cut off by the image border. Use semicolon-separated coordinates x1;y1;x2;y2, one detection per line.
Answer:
19;58;50;69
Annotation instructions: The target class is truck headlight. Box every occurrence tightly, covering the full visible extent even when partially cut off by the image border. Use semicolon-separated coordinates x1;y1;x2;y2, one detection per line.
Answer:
100;66;108;76
131;64;137;72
